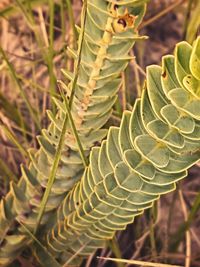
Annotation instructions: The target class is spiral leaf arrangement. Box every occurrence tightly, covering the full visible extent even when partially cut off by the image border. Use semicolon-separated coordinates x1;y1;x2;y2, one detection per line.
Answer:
0;1;148;266
43;37;200;266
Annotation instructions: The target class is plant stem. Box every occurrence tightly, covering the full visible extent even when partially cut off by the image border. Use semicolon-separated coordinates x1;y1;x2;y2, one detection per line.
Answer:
107;237;125;267
48;0;57;114
149;206;157;258
59;83;89;167
65;0;78;49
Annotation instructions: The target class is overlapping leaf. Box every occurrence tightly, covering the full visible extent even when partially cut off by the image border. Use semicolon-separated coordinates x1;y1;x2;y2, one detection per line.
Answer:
0;0;147;266
44;37;200;266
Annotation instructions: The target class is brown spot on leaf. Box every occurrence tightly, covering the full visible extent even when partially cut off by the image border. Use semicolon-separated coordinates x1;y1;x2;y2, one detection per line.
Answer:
118;18;127;28
162;70;167;78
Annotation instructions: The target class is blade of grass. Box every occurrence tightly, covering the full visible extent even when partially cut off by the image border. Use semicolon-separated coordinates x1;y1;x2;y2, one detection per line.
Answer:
166;189;179;253
48;0;57;114
34;0;88;234
0;46;40;130
97;257;182;267
170;190;200;251
58;82;89;167
34;100;70;234
67;0;87;107
149;205;157;259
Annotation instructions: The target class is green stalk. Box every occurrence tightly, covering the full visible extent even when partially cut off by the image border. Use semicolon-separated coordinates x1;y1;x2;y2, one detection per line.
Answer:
48;0;57;114
121;73;127;111
60;0;68;66
183;0;195;40
124;66;130;104
149;205;157;258
34;0;88;233
185;0;200;43
68;1;87;107
65;0;78;49
166;189;179;249
59;83;89;167
0;46;40;130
